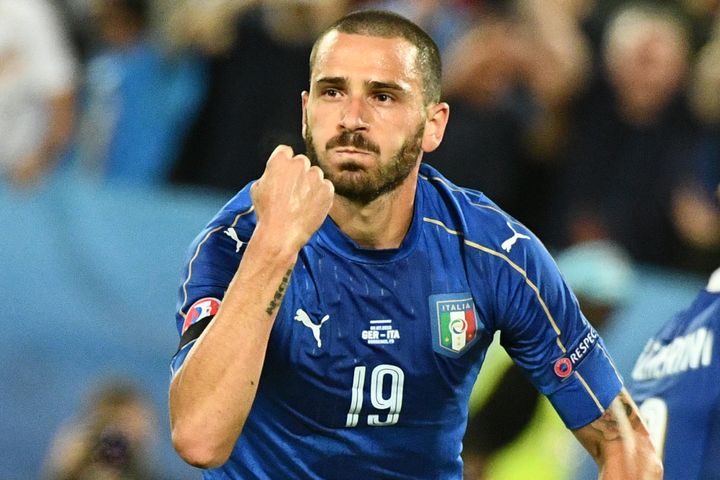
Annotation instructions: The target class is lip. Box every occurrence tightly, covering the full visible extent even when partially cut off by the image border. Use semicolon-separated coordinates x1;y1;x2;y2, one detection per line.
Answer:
334;148;372;155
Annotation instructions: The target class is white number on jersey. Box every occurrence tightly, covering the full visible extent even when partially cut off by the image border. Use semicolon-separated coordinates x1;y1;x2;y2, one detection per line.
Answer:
638;397;668;460
345;364;405;427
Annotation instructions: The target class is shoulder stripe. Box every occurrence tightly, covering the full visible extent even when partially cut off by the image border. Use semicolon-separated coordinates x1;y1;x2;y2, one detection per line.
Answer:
179;205;255;318
423;217;566;353
423;215;615;414
423;174;513;218
469;202;512;218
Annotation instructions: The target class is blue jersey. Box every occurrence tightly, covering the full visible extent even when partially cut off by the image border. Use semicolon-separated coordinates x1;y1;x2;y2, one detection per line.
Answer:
171;163;623;479
629;278;720;480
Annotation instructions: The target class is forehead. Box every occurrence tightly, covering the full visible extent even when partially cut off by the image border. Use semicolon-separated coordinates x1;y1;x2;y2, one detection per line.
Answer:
608;15;686;57
312;31;421;85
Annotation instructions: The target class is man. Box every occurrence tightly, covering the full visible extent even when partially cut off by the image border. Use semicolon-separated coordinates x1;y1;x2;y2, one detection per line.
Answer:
71;0;205;185
630;266;720;479
169;10;661;479
0;0;77;186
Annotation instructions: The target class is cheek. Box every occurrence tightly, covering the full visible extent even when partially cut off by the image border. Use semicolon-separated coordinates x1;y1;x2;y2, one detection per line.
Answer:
307;105;337;133
305;113;326;142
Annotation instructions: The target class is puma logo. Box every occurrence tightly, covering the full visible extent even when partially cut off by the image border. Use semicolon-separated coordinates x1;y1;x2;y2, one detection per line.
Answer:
294;309;330;348
501;221;530;253
224;227;244;253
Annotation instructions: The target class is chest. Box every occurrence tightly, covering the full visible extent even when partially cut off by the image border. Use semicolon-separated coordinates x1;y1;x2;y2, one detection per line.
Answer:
259;247;492;428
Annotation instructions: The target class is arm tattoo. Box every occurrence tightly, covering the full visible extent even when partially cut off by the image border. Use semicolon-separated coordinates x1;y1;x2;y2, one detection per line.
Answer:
590;391;638;442
591;408;622;441
265;269;293;316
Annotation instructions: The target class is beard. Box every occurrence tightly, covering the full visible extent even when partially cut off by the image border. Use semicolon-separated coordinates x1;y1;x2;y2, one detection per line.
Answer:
304;124;425;205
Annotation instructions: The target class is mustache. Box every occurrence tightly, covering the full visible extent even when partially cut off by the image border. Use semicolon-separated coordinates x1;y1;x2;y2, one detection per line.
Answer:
325;132;380;155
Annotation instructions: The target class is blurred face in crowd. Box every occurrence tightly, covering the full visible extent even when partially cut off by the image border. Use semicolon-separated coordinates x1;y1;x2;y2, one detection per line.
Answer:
92;0;145;46
455;19;527;106
260;0;350;43
605;11;690;122
302;32;446;204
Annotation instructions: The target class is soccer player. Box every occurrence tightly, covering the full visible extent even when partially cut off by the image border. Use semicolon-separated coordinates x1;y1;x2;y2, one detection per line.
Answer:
169;10;661;479
630;267;720;479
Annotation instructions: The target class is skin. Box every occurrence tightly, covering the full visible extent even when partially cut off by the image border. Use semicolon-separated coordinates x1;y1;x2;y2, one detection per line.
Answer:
169;32;662;479
573;389;663;479
301;31;449;248
169;32;448;467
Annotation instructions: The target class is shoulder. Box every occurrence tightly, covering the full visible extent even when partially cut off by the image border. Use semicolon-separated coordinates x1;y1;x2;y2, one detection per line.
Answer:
418;163;531;251
184;182;257;257
206;182;257;233
177;183;256;311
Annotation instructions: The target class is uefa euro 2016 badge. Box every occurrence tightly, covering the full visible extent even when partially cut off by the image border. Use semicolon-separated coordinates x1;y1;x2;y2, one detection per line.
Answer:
182;297;221;334
429;293;480;357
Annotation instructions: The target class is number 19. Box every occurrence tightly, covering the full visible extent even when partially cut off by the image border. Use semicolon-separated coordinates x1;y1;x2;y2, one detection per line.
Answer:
345;364;405;427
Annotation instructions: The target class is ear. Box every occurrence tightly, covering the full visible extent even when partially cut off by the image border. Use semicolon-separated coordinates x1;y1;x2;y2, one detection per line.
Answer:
301;91;309;139
421;102;450;152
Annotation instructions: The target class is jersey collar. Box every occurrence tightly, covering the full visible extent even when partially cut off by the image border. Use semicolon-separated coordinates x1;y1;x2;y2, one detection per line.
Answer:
315;181;424;263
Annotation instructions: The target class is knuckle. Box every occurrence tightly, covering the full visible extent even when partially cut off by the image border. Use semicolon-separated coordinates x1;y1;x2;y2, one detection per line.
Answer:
270;145;293;162
294;154;311;170
308;165;324;180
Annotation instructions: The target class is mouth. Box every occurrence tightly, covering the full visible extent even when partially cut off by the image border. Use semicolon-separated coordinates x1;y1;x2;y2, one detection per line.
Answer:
327;149;371;172
334;148;372;156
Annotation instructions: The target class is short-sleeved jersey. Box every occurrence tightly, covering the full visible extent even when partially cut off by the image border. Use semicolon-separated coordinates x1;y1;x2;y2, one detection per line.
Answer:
172;163;623;479
629;277;720;480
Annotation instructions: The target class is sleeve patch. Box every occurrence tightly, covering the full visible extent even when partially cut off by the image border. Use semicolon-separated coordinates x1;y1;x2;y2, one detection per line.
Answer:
182;297;222;334
552;328;600;380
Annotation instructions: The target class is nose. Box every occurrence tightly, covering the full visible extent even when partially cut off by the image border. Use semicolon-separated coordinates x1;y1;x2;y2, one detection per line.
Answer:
339;96;369;132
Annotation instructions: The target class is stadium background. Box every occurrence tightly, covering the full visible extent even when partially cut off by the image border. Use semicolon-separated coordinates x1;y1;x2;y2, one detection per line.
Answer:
1;0;718;478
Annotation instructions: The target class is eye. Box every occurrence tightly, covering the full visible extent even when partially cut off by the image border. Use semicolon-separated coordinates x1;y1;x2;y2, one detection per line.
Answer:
374;93;394;103
323;88;341;98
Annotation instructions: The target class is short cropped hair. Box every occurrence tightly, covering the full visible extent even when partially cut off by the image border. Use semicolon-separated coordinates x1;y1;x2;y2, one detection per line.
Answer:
309;10;442;105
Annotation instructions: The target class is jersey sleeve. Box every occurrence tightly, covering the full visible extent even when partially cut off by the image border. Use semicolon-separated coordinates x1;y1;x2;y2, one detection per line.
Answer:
170;222;246;376
489;226;623;429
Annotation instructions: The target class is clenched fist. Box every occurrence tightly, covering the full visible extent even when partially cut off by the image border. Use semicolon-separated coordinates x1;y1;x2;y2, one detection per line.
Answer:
251;145;334;252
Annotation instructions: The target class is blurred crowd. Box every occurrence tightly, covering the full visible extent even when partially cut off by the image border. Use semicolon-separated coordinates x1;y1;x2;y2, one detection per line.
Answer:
3;0;718;274
4;1;717;478
41;379;165;480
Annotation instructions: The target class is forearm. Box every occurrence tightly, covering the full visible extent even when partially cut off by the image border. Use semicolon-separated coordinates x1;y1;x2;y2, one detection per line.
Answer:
169;227;298;467
170;145;334;467
573;389;663;480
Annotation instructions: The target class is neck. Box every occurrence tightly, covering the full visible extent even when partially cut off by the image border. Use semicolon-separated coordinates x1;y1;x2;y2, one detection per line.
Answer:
329;170;419;249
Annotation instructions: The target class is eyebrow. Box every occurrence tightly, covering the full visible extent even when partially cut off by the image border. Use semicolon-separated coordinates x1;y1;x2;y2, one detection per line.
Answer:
315;77;408;94
367;80;407;93
315;76;347;88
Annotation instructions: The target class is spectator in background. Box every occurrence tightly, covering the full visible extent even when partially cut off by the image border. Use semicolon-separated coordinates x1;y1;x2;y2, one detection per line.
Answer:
676;13;720;271
678;0;719;49
169;0;350;192
0;0;77;187
426;0;591;228
361;0;478;57
55;0;100;63
41;379;162;480
550;2;706;271
425;3;533;216
70;0;206;186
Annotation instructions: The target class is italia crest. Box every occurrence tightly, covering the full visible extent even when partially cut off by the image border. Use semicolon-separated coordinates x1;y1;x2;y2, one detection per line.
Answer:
429;293;480;357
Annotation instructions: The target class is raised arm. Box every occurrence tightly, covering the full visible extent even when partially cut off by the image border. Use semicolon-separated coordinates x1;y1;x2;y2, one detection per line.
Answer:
169;145;333;468
573;389;663;479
